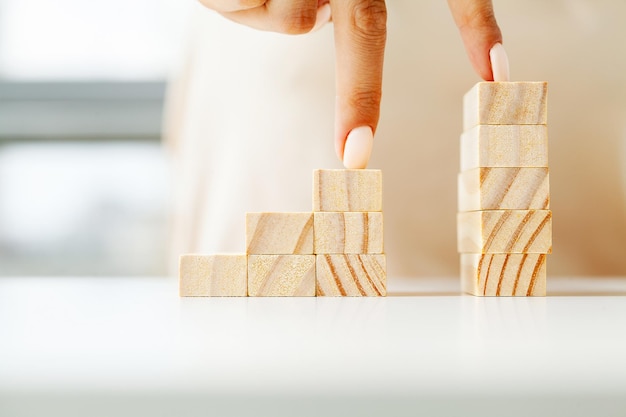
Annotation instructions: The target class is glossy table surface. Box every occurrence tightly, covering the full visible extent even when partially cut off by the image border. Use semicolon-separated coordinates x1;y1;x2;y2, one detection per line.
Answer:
1;276;625;417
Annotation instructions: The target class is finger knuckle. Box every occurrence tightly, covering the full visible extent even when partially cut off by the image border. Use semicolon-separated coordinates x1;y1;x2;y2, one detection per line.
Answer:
349;87;382;116
466;3;497;30
279;7;317;34
352;0;387;38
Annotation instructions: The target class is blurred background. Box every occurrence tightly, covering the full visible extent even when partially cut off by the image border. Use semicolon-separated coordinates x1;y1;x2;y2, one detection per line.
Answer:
1;1;625;278
0;0;190;276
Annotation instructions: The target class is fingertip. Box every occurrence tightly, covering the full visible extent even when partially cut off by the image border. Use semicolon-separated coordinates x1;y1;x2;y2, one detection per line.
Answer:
448;0;503;81
342;126;374;169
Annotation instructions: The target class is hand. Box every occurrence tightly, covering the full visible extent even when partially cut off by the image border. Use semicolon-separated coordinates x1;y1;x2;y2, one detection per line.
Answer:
199;0;326;34
447;0;504;81
198;0;387;169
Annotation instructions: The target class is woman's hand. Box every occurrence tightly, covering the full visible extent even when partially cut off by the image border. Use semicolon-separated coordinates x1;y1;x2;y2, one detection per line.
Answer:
198;0;504;168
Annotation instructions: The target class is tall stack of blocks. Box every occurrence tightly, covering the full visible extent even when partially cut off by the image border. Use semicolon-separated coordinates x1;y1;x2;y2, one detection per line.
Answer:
180;169;386;297
457;82;552;296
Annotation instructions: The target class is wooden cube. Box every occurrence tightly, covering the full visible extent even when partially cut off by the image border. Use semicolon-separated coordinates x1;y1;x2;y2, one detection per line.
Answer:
248;255;315;296
316;254;386;296
457;210;552;253
461;253;547;296
458;167;550;211
179;254;247;297
246;212;314;255
463;82;548;130
313;169;382;212
460;125;549;171
314;212;383;254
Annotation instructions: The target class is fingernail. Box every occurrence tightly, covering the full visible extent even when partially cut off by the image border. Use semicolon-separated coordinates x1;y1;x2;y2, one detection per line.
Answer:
343;126;374;169
489;43;510;82
311;3;331;32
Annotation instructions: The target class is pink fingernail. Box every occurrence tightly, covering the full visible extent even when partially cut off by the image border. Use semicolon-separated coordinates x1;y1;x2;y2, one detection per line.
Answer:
343;126;374;169
311;3;331;32
489;43;510;82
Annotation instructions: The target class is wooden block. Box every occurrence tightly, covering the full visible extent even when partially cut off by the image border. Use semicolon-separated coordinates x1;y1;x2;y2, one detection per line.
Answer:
179;254;247;297
316;254;386;297
248;255;315;296
457;210;552;254
314;212;383;254
460;125;549;170
463;82;547;130
458;167;550;211
246;212;314;255
313;169;382;212
461;253;546;296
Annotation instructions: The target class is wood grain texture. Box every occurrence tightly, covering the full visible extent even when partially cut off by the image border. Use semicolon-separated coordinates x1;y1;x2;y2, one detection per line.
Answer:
458;167;550;211
179;254;247;297
246;212;314;255
248;255;315;296
457;210;552;253
460;124;549;170
314;212;383;254
463;82;548;130
316;254;386;297
461;253;546;296
313;169;382;212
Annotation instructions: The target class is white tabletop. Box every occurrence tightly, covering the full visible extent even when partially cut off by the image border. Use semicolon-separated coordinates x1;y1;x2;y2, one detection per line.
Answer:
1;276;625;417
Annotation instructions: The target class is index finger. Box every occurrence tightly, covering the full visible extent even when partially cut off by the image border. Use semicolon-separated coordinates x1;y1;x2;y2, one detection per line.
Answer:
330;0;387;166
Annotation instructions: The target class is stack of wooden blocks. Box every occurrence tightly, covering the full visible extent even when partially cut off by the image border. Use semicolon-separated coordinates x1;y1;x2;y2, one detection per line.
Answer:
180;169;386;297
457;82;552;296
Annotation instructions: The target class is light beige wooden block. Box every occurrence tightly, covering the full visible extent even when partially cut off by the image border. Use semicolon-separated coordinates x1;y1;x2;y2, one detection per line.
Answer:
463;82;548;130
460;125;549;170
313;169;382;212
461;253;546;296
457;210;552;254
179;254;247;297
458;167;550;211
314;212;383;254
248;255;315;296
316;254;386;297
246;212;314;255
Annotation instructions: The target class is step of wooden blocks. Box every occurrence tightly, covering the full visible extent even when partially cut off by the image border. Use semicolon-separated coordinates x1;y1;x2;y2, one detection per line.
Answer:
463;82;547;130
316;254;386;296
180;168;386;297
248;255;316;296
460;125;548;170
457;210;552;254
458;81;551;296
461;253;546;296
458;167;550;211
179;254;247;297
246;212;314;255
313;169;382;212
314;212;383;254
